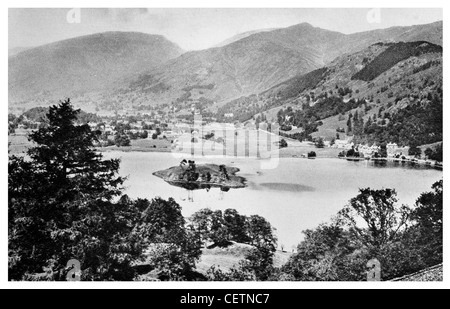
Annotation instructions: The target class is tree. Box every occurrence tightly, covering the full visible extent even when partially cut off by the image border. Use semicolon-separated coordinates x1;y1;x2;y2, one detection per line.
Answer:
315;137;325;148
426;143;442;162
114;133;131;147
282;223;366;281
346;114;352;134
223;209;249;243
279;139;288;148
189;208;214;246
209;210;229;246
408;144;421;158
140;130;149;139
8;99;144;281
378;143;387;158
338;188;410;254
139;197;202;280
411;180;443;267
346;148;359;157
308;151;317;158
424;147;433;158
246;215;277;252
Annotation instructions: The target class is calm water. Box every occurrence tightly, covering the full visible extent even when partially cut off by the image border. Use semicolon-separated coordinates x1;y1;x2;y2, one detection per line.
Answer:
104;151;442;250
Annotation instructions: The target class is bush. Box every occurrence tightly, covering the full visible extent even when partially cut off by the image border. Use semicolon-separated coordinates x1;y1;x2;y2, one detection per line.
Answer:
279;139;288;148
307;151;316;158
114;134;130;147
315;138;325;148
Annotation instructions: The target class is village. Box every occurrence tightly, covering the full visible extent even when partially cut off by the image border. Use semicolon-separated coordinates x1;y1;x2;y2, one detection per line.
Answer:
7;107;442;170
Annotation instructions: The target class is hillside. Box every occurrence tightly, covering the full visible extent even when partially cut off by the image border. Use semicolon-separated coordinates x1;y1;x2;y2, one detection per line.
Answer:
352;41;442;81
8;46;32;57
8;21;442;115
219;39;442;147
9;32;184;104
118;24;330;108
116;21;442;110
214;28;278;47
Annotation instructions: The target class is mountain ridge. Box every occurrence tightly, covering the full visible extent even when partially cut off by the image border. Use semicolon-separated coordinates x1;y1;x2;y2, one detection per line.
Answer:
9;31;184;103
9;21;442;111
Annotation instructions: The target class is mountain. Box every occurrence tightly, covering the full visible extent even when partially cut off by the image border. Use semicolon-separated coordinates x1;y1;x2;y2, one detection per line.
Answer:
9;32;184;103
9;46;32;57
223;40;442;146
119;21;442;110
214;28;278;47
9;21;442;111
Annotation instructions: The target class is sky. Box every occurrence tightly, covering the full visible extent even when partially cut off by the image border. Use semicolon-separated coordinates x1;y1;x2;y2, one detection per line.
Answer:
9;8;443;51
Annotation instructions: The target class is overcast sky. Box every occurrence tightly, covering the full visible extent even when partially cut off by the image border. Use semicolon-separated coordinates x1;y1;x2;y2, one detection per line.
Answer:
9;8;443;51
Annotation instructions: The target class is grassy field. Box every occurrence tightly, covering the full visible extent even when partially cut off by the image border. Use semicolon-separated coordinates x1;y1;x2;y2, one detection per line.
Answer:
8;131;176;155
196;242;292;275
310;113;349;141
8;130;342;159
279;141;342;158
99;138;174;153
8;131;34;155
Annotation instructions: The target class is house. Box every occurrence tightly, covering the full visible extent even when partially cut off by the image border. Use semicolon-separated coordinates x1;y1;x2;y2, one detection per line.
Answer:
161;130;176;138
387;142;400;157
358;144;380;157
333;140;349;149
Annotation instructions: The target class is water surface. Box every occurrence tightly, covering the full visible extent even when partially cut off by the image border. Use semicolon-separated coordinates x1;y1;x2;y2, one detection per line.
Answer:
104;151;442;250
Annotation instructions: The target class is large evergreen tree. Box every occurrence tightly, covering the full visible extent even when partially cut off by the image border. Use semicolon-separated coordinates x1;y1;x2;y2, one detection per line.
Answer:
8;99;144;280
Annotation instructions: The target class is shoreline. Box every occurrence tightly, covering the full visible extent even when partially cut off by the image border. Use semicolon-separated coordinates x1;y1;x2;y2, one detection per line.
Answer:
97;146;443;169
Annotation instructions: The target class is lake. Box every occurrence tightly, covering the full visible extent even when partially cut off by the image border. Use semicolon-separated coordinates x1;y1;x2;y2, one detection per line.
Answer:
104;151;442;250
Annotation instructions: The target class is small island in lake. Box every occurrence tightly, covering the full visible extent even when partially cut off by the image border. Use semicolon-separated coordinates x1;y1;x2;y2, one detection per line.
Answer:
153;160;247;191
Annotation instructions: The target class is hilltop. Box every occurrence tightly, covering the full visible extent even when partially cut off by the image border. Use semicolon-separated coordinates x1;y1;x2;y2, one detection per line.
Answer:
9;21;442;114
9;32;184;104
117;21;442;109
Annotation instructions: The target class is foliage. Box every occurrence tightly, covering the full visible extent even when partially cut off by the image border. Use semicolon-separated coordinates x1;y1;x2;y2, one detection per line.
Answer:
282;223;367;281
271;68;328;102
137;197;202;280
358;95;442;147
279;139;288;148
114;133;131;147
8;100;203;281
352;42;442;81
425;143;442;162
411;180;443;267
315;137;325;148
8;99;143;280
408;144;422;157
282;181;442;281
276;96;366;140
223;209;250;243
189;209;277;251
307;151;316;158
338;188;410;252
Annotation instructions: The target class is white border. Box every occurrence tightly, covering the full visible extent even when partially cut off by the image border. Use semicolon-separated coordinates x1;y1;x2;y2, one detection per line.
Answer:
2;0;448;289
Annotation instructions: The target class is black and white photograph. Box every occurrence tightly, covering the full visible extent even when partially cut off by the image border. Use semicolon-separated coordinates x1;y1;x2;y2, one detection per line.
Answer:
6;4;445;287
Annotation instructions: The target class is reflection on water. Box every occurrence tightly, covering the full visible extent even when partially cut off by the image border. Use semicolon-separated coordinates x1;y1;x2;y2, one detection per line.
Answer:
256;183;315;192
167;181;231;191
105;151;442;249
167;181;232;202
352;159;442;170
